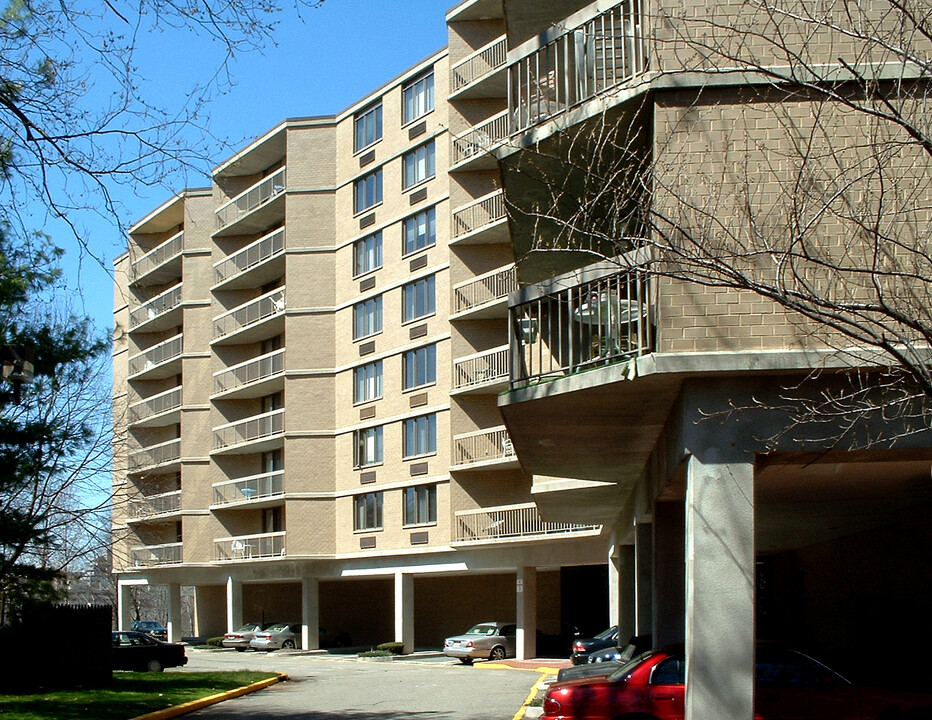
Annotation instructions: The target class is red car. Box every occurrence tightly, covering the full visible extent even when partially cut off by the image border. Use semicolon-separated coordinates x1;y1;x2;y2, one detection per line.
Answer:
543;644;932;720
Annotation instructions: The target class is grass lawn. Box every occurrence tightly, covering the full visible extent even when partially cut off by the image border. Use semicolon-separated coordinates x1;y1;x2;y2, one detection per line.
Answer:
0;671;279;720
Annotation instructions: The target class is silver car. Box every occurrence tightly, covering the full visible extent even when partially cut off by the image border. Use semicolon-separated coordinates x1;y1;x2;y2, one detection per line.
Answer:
443;621;517;664
249;622;301;651
222;622;264;651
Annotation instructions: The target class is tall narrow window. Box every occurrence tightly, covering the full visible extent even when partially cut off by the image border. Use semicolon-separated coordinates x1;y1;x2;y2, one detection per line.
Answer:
403;141;436;190
353;296;382;340
403;344;436;390
354;360;383;404
354;426;383;467
354;231;382;276
403;484;437;526
354;491;383;530
354;169;383;213
403;207;436;256
403;276;435;323
403;414;437;458
403;71;434;124
354;102;382;153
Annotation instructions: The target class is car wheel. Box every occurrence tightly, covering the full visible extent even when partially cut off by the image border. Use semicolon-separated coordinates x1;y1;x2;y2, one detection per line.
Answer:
236;647;247;652
282;639;296;650
489;646;506;662
459;657;474;665
146;659;164;672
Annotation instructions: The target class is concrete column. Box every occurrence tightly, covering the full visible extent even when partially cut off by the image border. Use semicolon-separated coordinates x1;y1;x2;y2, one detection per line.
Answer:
653;500;685;646
225;576;242;634
302;577;320;650
166;583;182;642
635;521;654;636
117;580;135;631
394;572;415;654
609;543;636;642
516;567;537;660
684;452;755;720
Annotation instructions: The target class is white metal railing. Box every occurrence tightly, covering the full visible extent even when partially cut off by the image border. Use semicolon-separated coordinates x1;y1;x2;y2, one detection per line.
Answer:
127;334;183;377
213;408;284;451
131;542;182;567
216;167;286;228
215;531;285;561
213;287;286;341
132;232;183;282
214;228;286;285
452;190;505;240
454;346;509;390
452;425;515;466
451;35;508;93
212;470;284;506
213;348;285;395
128;386;182;425
129;489;182;519
451;111;509;166
127;438;182;472
129;284;183;329
509;0;648;133
454;502;601;543
454;264;517;314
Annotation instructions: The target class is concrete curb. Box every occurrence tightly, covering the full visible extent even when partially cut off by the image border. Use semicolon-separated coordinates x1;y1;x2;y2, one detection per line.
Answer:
128;672;288;720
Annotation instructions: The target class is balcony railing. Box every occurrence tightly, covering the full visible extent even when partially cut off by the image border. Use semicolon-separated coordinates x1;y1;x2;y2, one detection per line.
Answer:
216;167;286;229
131;542;182;567
453;264;517;315
451;111;509;166
128;386;182;425
132;231;183;283
451;35;507;93
215;531;285;561
129;284;183;329
213;408;284;451
452;425;515;467
213;287;286;341
127;438;182;472
214;228;285;286
213;348;285;396
129;489;182;520
212;470;284;506
127;334;183;377
454;346;509;391
454;502;601;543
509;0;648;133
510;265;652;387
452;190;506;240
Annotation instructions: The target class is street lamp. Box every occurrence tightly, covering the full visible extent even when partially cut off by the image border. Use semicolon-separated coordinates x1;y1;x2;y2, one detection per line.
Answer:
1;344;35;405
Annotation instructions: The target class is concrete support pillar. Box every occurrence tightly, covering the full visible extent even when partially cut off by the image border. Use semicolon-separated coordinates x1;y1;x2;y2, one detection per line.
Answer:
394;572;415;654
653;500;685;646
302;577;320;651
684;452;755;720
635;521;654;636
609;543;636;642
166;583;182;642
225;577;242;634
117;580;135;631
193;586;216;638
516;567;537;660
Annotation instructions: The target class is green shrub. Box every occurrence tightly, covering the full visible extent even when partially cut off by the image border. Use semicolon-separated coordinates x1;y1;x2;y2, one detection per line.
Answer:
376;642;405;655
205;636;226;648
358;649;392;658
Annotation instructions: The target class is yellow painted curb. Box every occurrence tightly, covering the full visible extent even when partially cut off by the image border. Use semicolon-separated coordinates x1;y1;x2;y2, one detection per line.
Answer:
511;671;550;720
128;672;288;720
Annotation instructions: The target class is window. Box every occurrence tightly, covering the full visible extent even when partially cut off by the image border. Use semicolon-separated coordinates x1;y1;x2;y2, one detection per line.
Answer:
403;141;436;190
353;296;382;340
403;484;437;526
404;413;436;458
403;207;436;256
354;232;382;276
354;360;383;404
262;392;283;413
354;426;383;467
262;450;283;472
354;103;382;153
403;344;436;390
403;275;435;323
403;71;434;124
354;491;383;531
354;169;383;213
262;507;283;533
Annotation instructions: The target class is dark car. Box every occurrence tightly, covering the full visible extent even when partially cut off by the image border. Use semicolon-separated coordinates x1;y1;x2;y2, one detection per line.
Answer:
558;635;653;682
570;625;618;665
130;619;167;641
112;631;188;672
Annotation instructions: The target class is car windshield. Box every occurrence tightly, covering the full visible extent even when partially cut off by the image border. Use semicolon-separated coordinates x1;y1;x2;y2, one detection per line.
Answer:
595;626;616;640
607;651;657;682
465;624;497;636
236;624;260;632
265;623;289;632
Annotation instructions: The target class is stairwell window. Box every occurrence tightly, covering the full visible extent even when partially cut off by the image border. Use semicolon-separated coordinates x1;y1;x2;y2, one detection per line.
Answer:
402;275;435;323
403;484;437;526
403;413;436;458
354;491;383;531
403;141;435;190
403;70;434;124
354;169;383;214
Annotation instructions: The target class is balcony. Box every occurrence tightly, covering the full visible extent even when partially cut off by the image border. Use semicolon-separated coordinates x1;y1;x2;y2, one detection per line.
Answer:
213;227;286;290
212;287;286;345
129;284;183;332
212;348;285;400
215;167;286;237
215;531;285;561
131;231;183;287
453;346;509;395
453;502;601;544
131;542;182;568
452;264;517;319
211;470;284;508
127;334;183;379
450;35;508;98
451;190;509;245
451;111;509;171
212;408;284;454
451;425;519;470
509;0;648;134
127;438;182;474
128;489;182;522
128;386;182;428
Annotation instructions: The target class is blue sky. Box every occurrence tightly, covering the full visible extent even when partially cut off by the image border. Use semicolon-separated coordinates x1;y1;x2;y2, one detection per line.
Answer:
59;0;453;333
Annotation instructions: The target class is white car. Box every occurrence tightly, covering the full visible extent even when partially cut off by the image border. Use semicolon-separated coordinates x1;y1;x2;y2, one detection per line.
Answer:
222;622;264;651
443;621;517;664
250;622;301;651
